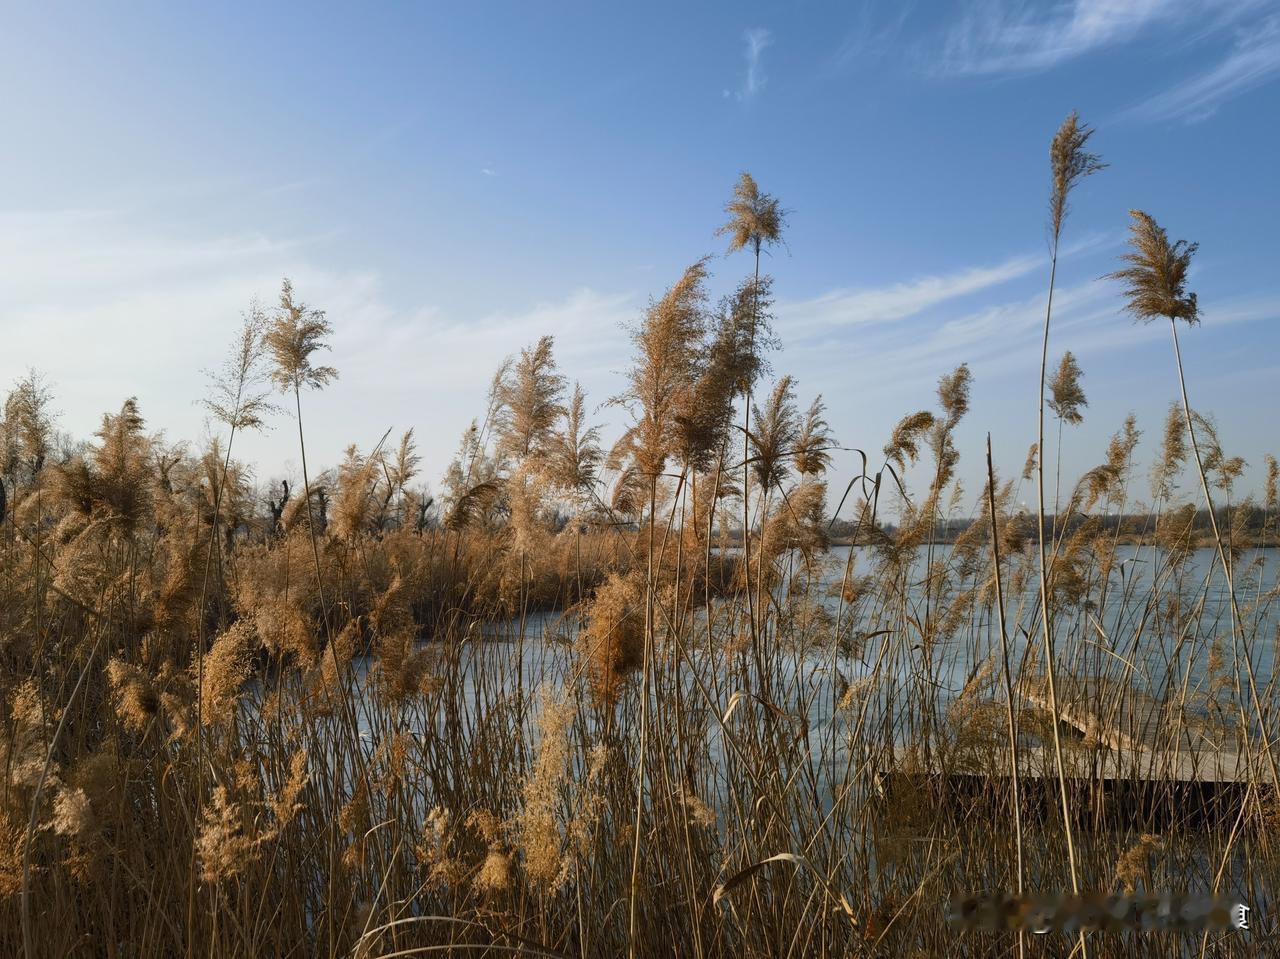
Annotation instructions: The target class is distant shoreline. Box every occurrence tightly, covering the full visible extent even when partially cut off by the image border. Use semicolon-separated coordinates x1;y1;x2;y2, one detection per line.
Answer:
711;533;1279;549
823;534;1280;549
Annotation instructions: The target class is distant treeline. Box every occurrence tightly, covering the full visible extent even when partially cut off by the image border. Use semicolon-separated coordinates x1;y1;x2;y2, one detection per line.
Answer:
827;505;1278;547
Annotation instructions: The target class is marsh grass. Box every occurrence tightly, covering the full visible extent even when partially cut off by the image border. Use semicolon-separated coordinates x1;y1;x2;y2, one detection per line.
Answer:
1;119;1278;959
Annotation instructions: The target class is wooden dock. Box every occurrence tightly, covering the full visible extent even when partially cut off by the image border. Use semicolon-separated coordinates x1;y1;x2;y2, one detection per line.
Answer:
1015;672;1251;784
873;673;1264;826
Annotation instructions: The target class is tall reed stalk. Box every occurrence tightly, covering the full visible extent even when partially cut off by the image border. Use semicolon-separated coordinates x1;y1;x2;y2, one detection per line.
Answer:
5;128;1278;959
1109;211;1280;793
1035;112;1104;907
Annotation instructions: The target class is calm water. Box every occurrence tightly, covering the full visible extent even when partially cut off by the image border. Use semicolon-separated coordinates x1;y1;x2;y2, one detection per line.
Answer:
240;544;1276;943
303;544;1277;753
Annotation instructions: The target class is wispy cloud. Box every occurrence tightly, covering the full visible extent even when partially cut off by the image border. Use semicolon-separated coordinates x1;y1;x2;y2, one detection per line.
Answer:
776;257;1280;509
0;210;309;311
727;28;773;101
779;252;1041;335
258;177;327;199
0;208;640;482
1198;293;1280;329
1122;14;1280;121
935;0;1252;76
265;286;640;476
374;288;636;388
828;2;915;73
480;166;498;177
791;270;1279;432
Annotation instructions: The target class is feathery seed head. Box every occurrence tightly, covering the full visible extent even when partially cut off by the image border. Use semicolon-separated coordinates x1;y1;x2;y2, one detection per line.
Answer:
617;259;711;478
197;621;254;727
1048;351;1088;425
1108;211;1200;325
884;411;935;473
1152;403;1187;500
937;364;972;429
474;848;513;893
750;375;799;492
106;659;159;732
717;171;786;256
51;785;94;838
195;786;258;884
1114;833;1163;894
266;279;338;393
1049;111;1105;237
203;304;279;432
793;395;835;476
1022;443;1039;481
577;572;644;704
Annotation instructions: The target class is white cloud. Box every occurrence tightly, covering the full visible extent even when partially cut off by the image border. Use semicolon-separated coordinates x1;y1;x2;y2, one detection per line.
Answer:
0;211;345;467
0;209;639;484
1198;294;1280;329
827;2;916;73
0;210;306;306
345;288;637;392
936;0;1254;76
1122;14;1280;121
778;252;1041;335
6;209;1273;498
792;272;1279;425
734;28;773;100
797;280;1114;388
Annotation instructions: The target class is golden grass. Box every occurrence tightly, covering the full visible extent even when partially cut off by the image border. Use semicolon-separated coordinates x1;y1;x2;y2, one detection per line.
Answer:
0;116;1277;959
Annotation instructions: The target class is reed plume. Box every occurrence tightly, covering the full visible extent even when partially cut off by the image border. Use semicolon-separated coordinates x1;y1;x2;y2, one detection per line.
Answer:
545;383;602;500
1047;351;1087;425
1;371;55;492
376;428;421;528
577;572;644;704
671;308;743;476
1049;112;1106;237
1109;209;1280;793
1153;403;1188;501
265;278;337;574
105;659;159;733
443;479;502;532
884;410;935;473
749;375;799;494
494;335;567;469
196;620;253;726
1108;212;1199;326
760;477;829;570
1114;834;1162;894
56;398;152;532
330;444;383;541
614;259;710;482
204;305;278;434
1037;111;1103;906
793;395;834;477
194;786;258;884
265;280;338;394
516;687;576;891
717;171;785;260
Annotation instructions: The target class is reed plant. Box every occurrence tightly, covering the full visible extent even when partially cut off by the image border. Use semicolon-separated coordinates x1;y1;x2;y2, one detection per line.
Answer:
1;117;1277;959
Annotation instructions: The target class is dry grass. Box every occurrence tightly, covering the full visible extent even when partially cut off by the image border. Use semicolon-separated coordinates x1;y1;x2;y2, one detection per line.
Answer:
0;117;1277;959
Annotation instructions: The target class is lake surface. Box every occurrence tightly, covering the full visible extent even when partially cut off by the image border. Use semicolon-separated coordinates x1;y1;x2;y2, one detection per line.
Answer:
297;544;1278;758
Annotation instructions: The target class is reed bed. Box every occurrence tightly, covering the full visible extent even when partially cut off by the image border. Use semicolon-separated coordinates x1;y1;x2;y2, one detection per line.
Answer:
1;114;1277;958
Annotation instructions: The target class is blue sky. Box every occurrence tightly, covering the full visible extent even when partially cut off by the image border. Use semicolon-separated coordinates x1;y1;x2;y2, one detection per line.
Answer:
3;0;1278;509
